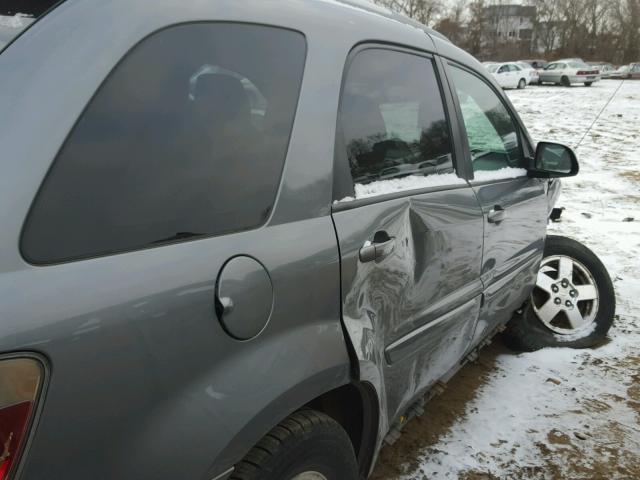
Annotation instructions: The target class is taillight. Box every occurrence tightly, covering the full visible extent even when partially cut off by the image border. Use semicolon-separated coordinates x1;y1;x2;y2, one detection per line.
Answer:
577;70;587;75
0;358;43;480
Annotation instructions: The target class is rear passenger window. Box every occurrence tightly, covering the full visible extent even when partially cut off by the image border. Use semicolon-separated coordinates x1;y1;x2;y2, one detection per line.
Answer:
335;48;456;201
22;24;306;264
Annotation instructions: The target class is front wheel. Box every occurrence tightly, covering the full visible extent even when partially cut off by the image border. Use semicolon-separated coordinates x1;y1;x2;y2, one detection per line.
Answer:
517;78;526;89
505;235;615;351
232;410;359;480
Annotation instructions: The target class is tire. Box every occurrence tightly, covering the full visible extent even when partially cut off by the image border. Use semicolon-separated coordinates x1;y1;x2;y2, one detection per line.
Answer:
561;76;571;87
584;82;593;87
518;78;526;89
232;410;359;480
505;235;615;351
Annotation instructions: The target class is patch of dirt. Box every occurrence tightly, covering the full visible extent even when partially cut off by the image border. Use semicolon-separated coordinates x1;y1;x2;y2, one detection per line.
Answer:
619;170;640;185
371;344;640;480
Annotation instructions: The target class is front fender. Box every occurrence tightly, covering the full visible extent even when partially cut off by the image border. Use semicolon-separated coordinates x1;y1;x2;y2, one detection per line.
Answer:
548;178;562;216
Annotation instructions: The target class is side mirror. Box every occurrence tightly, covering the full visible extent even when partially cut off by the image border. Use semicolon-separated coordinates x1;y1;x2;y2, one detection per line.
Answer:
528;142;579;178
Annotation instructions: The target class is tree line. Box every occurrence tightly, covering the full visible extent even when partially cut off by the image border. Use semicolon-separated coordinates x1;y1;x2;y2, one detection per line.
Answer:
375;0;640;64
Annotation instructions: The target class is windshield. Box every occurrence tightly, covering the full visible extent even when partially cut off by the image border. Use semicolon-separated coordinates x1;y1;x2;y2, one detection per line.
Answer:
1;1;61;51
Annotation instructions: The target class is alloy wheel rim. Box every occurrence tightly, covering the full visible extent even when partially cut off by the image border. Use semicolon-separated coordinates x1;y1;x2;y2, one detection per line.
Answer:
532;255;599;335
291;473;328;480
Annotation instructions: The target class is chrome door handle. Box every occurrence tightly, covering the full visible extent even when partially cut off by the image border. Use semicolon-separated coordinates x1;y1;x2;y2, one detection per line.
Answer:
488;206;507;223
359;234;395;263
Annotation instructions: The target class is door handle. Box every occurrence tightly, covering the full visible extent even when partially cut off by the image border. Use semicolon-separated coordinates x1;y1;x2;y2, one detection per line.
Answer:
487;205;507;223
359;233;395;263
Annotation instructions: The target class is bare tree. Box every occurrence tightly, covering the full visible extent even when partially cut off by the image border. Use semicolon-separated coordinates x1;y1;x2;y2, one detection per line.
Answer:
375;0;444;26
465;0;486;56
434;0;467;44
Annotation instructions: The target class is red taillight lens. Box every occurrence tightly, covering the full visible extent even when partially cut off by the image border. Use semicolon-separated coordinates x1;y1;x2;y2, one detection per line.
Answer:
577;70;586;75
0;359;42;480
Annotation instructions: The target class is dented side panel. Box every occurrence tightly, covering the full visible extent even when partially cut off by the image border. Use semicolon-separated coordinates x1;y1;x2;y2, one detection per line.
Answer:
332;185;484;427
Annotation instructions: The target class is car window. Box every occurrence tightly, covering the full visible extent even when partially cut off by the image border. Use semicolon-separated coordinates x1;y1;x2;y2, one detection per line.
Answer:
509;64;521;72
22;23;306;264
546;63;557;70
498;65;509;73
449;65;524;173
335;48;455;200
568;62;587;68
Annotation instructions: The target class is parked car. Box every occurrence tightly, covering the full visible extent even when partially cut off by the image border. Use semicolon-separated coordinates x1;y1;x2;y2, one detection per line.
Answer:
588;62;615;79
516;61;540;84
539;60;601;86
619;63;640;79
520;59;548;70
0;1;616;480
486;62;530;89
610;64;631;79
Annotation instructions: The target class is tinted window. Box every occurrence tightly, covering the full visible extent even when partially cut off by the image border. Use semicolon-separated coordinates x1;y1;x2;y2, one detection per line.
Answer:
336;49;454;198
449;65;524;173
22;24;306;263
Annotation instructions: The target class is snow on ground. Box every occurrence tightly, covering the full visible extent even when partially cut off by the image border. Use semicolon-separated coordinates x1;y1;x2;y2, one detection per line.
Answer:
372;80;640;479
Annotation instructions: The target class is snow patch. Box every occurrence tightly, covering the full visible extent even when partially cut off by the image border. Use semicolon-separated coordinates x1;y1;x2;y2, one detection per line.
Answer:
0;13;32;29
472;167;528;182
335;173;466;203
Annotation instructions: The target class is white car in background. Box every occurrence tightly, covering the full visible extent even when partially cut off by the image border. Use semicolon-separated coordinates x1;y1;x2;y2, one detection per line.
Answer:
539;61;601;87
486;62;529;89
515;61;540;85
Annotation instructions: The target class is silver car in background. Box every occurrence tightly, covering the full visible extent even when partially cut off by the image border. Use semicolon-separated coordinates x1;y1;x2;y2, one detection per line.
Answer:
539;60;601;87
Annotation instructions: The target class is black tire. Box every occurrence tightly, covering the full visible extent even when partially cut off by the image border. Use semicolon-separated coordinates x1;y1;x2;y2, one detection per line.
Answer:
232;410;359;480
584;82;593;87
518;78;526;89
505;235;615;352
561;76;571;87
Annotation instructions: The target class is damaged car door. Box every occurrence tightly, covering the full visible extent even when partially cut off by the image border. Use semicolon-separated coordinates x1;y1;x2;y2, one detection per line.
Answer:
331;46;485;425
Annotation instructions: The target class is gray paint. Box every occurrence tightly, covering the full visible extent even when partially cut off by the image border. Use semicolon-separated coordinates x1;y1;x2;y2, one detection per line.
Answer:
216;256;274;340
333;185;485;431
0;1;564;478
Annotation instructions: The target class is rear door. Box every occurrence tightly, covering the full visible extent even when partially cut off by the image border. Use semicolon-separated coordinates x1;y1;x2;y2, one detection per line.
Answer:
331;46;484;423
445;62;548;347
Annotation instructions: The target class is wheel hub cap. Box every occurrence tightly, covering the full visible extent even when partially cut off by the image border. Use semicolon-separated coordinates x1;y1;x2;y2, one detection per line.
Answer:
532;255;599;335
291;473;328;480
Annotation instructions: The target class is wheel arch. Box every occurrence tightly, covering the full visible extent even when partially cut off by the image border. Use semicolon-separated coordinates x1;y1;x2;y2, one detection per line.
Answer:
305;381;380;477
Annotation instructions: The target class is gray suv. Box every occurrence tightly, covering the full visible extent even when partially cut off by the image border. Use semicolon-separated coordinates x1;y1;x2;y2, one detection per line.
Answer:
0;1;614;479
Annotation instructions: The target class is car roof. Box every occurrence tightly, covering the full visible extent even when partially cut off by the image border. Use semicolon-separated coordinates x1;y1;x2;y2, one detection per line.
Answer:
332;0;451;42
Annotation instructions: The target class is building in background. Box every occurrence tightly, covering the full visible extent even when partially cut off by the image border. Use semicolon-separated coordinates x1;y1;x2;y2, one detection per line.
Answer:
482;3;536;59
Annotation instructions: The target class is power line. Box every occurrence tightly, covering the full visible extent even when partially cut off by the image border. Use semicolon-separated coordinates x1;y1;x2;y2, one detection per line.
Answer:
575;79;626;150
